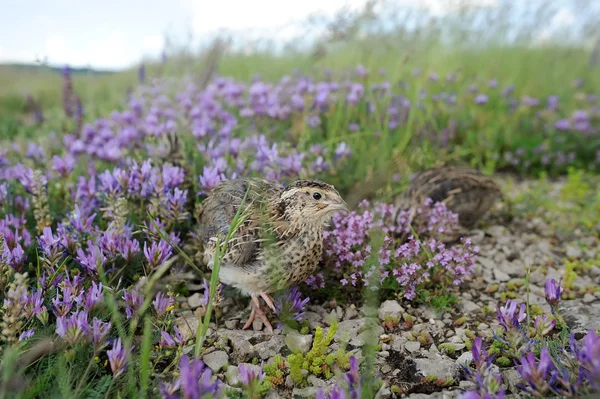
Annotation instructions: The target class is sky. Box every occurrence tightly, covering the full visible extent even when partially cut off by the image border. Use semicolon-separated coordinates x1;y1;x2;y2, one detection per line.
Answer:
0;0;586;71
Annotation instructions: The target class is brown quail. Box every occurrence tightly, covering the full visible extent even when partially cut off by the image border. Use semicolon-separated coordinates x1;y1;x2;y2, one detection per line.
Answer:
195;178;348;332
394;165;502;233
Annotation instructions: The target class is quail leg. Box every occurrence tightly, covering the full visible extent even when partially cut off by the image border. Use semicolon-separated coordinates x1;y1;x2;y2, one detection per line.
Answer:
242;293;274;333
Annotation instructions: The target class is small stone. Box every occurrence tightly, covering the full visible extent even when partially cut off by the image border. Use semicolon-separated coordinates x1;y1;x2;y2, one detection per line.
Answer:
493;268;510;282
225;365;240;386
203;350;228;372
187;293;204;309
174;316;199;340
381;364;392;374
477;323;489;331
405;341;421;353
565;244;583;259
375;385;392;399
459;299;480;313
583;293;596;304
285;331;313;354
307;375;329;388
285;375;295;389
414;353;458;380
334;319;365;343
459;380;477;390
224;320;238;329
561;301;600;337
502;369;523;393
255;335;285;360
378;300;404;321
293;387;326;398
390;335;407;352
350;326;385;347
590;265;600;278
344;305;359;320
456;352;473;367
252;318;264;331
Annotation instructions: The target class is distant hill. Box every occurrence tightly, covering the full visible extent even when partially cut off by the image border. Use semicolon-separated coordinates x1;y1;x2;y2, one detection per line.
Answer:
0;63;120;75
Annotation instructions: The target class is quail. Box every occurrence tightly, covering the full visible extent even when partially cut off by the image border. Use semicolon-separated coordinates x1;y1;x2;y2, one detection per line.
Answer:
394;165;502;234
195;178;348;332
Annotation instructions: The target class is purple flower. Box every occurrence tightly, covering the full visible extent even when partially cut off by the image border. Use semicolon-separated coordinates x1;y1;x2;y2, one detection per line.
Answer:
123;287;144;320
577;330;600;389
143;239;172;269
107;338;132;378
275;287;310;328
56;310;91;345
239;362;266;396
159;326;185;348
178;355;222;399
75;242;106;274
497;300;526;331
92;318;111;349
334;142;351;161
544;278;562;311
516;347;555;395
19;329;35;341
153;291;175;317
475;94;488;105
52;154;76;178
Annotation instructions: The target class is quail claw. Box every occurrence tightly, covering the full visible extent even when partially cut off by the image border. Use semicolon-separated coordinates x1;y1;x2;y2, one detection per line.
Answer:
241;293;275;333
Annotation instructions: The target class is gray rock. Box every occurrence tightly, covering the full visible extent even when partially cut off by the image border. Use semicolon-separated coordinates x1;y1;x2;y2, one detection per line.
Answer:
459;380;477;390
456;352;473;367
286;331;313;354
218;329;264;363
405;341;421;353
375;385;392;399
307;375;329;388
486;225;509;237
265;391;283;399
501;369;522;394
565;244;583;259
415;353;459;380
174;316;200;340
344;305;359;320
255;335;285;360
477;256;496;270
493;268;511;282
459;299;481;313
561;301;600;336
224;319;239;329
334;319;365;343
285;375;295;389
304;311;324;329
203;350;229;372
350;325;385;347
187;293;205;309
225;365;240;386
390;335;407;352
378;300;405;321
293;387;327;398
583;293;596;304
590;265;600;278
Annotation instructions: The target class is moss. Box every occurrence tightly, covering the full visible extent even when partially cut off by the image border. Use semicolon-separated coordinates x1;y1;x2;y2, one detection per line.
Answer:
495;356;511;367
454;316;467;326
438;343;456;355
486;284;499;294
285;320;351;386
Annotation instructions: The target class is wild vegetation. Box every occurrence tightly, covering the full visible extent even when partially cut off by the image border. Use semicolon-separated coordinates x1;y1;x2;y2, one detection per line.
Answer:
1;0;599;398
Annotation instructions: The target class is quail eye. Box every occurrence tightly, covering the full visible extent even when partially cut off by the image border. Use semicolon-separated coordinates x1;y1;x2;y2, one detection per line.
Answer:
312;192;322;200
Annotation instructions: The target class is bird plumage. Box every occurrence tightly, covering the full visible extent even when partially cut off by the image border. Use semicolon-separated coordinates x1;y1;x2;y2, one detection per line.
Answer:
395;166;502;230
194;177;348;332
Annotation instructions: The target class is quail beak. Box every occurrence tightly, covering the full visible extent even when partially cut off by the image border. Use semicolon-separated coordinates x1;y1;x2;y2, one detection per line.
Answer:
330;198;349;213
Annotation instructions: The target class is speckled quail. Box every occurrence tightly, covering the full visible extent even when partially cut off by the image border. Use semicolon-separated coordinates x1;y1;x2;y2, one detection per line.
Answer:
394;165;502;232
195;178;348;332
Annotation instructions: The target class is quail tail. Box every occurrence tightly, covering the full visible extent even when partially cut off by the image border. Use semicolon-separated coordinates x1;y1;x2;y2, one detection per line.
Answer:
242;292;277;333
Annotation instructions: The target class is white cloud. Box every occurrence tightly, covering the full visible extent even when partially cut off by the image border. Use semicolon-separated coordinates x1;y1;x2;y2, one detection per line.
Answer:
552;7;575;26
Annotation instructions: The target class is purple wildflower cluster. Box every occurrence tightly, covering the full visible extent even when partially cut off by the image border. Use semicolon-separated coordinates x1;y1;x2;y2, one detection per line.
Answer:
274;286;310;328
159;355;224;399
322;200;478;299
461;278;600;397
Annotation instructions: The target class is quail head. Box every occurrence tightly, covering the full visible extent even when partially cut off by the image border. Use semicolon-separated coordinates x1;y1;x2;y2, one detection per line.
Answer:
394;166;502;238
195;178;348;332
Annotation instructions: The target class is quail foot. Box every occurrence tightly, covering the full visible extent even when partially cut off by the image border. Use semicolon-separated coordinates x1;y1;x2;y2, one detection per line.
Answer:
195;178;348;332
